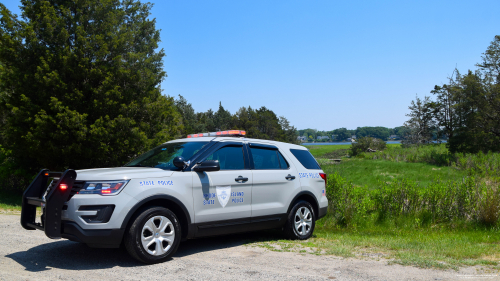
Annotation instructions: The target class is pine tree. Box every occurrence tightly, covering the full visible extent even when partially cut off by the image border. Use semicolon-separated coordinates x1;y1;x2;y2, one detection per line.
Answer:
0;0;180;173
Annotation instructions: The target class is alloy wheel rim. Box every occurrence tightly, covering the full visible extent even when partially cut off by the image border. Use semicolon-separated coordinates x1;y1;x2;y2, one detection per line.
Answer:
141;215;175;256
294;207;312;236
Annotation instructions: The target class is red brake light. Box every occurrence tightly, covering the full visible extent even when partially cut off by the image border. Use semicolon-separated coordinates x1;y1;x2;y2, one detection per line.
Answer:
60;184;68;191
319;173;327;186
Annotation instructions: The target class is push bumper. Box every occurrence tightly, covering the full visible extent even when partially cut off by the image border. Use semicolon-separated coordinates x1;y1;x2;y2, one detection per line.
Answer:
21;169;77;238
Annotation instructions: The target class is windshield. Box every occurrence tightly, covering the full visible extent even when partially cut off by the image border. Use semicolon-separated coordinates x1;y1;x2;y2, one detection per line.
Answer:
125;141;210;170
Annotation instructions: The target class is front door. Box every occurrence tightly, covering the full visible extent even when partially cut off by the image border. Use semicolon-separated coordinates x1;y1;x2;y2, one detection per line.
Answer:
192;143;252;224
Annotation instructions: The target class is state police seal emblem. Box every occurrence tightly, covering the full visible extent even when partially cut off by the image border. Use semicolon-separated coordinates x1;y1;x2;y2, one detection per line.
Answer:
216;186;231;208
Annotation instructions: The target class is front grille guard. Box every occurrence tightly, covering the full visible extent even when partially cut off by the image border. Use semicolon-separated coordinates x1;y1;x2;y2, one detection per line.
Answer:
20;169;77;239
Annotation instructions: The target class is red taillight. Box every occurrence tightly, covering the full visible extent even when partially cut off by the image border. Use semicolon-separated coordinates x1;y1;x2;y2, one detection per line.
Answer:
319;173;327;186
60;184;68;191
44;172;49;176
101;190;111;194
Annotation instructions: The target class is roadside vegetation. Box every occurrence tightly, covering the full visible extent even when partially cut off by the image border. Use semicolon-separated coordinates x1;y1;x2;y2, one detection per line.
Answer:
300;144;500;270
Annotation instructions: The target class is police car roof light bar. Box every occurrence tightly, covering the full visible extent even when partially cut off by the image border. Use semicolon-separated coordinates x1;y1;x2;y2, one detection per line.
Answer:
187;130;246;138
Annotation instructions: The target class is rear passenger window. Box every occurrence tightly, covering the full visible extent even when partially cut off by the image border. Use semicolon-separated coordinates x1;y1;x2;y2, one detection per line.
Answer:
290;149;320;169
206;146;245;170
250;148;289;170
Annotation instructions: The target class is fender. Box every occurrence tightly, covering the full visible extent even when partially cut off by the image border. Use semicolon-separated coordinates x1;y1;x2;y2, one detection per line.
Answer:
287;190;319;217
120;194;192;237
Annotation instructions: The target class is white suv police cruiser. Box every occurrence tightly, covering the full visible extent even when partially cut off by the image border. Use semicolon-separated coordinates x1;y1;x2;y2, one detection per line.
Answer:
21;130;328;264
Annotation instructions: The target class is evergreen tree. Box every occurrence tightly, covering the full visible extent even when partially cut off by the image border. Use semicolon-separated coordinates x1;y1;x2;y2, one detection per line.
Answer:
0;0;180;173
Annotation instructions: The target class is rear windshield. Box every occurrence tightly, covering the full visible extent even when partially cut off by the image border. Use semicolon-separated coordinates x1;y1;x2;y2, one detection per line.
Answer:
289;149;321;170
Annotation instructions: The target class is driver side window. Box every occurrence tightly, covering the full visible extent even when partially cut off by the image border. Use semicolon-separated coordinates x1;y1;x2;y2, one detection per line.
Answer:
206;145;245;170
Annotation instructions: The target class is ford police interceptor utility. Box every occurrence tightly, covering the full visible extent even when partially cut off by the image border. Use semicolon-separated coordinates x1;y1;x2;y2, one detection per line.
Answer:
21;130;328;264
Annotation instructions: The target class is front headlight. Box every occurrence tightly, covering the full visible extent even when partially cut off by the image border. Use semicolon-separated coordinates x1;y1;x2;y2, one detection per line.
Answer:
78;180;130;196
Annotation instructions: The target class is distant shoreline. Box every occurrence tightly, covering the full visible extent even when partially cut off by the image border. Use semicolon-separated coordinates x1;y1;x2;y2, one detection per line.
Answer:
302;141;402;145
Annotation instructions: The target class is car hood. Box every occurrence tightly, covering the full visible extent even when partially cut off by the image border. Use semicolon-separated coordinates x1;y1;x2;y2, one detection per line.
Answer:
75;167;175;181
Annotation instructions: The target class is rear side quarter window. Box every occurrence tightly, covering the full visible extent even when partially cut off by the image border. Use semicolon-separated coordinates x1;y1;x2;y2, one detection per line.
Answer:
289;149;321;170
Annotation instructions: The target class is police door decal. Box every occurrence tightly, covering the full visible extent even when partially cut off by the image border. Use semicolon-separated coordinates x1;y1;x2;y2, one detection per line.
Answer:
216;186;231;208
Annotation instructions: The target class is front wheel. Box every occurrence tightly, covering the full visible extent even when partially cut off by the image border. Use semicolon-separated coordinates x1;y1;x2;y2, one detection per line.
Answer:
283;200;315;240
124;206;181;264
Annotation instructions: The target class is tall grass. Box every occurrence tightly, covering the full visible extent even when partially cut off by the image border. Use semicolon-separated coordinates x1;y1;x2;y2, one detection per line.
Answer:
325;172;500;228
362;144;500;179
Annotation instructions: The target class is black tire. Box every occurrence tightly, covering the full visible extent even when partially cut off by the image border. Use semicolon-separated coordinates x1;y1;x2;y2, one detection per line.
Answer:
124;206;181;264
283;200;315;240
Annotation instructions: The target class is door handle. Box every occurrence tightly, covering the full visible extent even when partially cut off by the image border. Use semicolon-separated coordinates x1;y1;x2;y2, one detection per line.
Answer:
235;176;249;182
285;174;296;180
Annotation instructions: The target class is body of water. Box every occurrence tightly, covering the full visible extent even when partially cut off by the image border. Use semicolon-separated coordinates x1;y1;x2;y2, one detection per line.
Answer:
302;141;446;145
301;141;402;145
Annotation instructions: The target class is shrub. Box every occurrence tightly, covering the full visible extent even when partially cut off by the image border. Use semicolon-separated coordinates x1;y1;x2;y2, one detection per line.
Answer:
325;172;500;228
350;137;387;156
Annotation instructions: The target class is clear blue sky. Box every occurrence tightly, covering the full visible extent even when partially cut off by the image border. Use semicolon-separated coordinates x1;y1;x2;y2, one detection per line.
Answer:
3;1;500;130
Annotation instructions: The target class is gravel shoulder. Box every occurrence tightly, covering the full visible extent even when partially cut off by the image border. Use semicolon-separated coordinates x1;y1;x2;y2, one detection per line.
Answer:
0;214;497;281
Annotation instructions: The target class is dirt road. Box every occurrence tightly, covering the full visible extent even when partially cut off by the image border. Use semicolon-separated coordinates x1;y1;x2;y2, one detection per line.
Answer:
0;214;496;280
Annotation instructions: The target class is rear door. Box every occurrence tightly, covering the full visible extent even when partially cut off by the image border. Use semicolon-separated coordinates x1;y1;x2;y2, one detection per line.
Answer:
192;142;252;223
249;143;301;217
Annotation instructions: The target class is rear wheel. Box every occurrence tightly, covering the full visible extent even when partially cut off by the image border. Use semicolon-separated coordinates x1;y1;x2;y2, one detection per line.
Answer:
283;200;315;240
124;206;181;264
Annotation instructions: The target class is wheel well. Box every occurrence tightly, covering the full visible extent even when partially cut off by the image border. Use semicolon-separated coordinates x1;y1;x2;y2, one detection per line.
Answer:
124;198;190;239
290;193;319;219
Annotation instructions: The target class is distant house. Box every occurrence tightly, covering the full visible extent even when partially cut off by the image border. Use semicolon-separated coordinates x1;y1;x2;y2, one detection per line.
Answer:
297;136;307;142
389;135;399;140
351;135;356;140
331;134;337;140
316;136;330;140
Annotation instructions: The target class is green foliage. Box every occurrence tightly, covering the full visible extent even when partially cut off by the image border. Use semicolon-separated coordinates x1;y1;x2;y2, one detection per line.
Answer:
355;126;391;140
325;172;499;228
297;127;404;142
402;95;437;146
404;35;500;153
350;137;387;156
0;1;181;190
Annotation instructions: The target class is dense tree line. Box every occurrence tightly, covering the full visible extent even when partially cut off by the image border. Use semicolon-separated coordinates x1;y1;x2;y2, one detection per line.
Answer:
404;36;500;153
297;126;405;142
0;1;297;191
175;95;297;143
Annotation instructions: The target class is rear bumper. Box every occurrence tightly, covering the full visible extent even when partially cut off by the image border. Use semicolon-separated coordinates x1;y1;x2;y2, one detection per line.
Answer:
62;221;124;248
317;206;327;220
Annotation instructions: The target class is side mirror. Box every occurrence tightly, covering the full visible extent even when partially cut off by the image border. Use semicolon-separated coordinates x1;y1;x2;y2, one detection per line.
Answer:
193;160;220;172
173;156;187;169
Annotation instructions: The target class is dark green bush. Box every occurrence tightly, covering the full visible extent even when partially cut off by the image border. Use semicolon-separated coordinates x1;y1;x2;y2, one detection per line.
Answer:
350;137;387;156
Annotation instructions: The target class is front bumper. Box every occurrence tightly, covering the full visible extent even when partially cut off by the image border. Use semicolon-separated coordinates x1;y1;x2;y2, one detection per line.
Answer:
62;222;124;248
